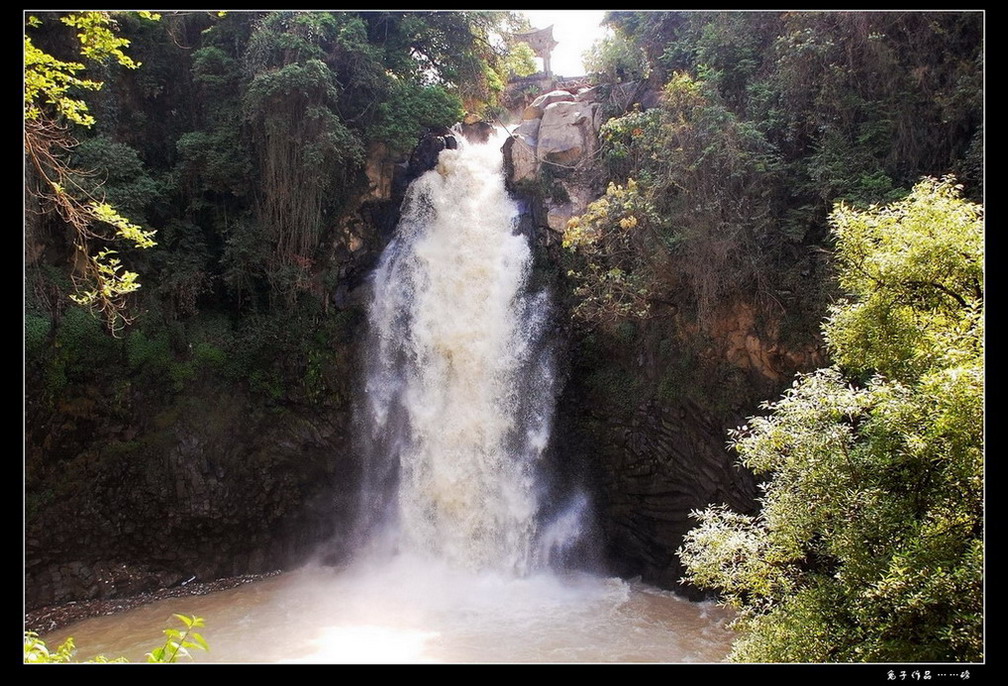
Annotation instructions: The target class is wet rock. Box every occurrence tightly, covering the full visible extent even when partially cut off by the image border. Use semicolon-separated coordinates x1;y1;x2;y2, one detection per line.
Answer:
458;120;494;144
408;128;458;180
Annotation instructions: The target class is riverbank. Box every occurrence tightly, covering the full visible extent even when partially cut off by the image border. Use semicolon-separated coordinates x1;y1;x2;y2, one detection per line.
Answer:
25;570;282;635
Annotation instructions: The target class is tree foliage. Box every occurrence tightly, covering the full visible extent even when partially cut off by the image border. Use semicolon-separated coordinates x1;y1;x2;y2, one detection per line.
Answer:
602;11;982;203
24;614;208;663
563;72;785;327
678;178;983;662
566;11;981;344
502;41;537;79
242;12;370;284
25;11;160;331
26;11;524;319
583;28;650;84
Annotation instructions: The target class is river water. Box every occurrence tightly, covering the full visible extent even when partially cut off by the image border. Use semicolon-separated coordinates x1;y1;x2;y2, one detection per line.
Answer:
42;556;735;663
42;131;735;663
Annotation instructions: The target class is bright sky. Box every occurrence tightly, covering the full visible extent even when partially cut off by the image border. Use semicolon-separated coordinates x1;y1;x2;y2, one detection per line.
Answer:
520;10;609;77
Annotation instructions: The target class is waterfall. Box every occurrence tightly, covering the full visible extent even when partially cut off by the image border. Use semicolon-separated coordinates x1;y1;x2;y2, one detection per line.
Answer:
359;131;557;575
38;133;740;665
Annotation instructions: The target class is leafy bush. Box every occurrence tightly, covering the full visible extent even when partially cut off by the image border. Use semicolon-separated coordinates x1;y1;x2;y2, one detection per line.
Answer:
55;305;122;371
584;30;650;83
369;82;464;156
678;178;983;662
25;313;52;358
126;328;173;375
564;73;786;327
24;614;208;663
70;137;162;222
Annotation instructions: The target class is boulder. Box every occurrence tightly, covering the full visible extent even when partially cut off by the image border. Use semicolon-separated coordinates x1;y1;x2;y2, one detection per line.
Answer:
537;101;600;167
458;120;494;144
544;182;597;235
574;86;602;104
514;117;541;140
504;118;541;185
522;89;576;120
407;128;458;180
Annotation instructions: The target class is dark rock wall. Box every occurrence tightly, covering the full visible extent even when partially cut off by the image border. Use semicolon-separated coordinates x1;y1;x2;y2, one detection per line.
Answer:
25;383;359;609
588;399;757;591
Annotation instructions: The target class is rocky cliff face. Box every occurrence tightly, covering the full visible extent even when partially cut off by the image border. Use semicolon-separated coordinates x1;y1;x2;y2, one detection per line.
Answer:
550;301;824;592
24;139;416;611
25;385;358;608
503;85;825;592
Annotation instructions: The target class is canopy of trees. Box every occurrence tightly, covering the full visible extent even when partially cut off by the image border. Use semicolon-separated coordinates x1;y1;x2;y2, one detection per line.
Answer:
568;11;982;331
24;10;533;478
25;10;527;324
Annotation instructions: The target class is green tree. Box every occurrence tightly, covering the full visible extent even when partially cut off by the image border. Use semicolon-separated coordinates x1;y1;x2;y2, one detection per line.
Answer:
360;11;527;118
583;29;650;84
502;41;537;79
25;11;160;331
678;177;983;662
563;72;785;327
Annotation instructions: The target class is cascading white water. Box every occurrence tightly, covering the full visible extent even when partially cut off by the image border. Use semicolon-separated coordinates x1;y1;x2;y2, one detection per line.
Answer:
362;132;556;574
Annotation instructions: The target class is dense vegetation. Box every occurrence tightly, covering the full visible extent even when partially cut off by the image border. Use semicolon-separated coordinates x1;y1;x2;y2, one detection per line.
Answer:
26;10;528;325
567;10;981;329
24;10;528;448
570;11;983;662
679;179;983;662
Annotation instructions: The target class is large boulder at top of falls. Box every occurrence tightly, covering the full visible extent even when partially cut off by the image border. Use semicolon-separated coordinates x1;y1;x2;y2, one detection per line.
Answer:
537;101;600;167
522;89;576;120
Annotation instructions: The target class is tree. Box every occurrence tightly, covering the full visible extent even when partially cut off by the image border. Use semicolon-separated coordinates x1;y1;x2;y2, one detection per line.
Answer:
563;72;785;327
677;177;983;662
583;28;650;83
25;11;160;331
502;41;537;79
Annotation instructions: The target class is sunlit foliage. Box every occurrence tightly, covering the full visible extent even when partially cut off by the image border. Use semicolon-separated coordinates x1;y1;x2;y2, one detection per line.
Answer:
678;178;983;662
24;11;160;331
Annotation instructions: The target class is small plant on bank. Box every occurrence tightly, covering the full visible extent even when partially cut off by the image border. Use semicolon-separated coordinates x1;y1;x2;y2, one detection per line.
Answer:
23;614;208;663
